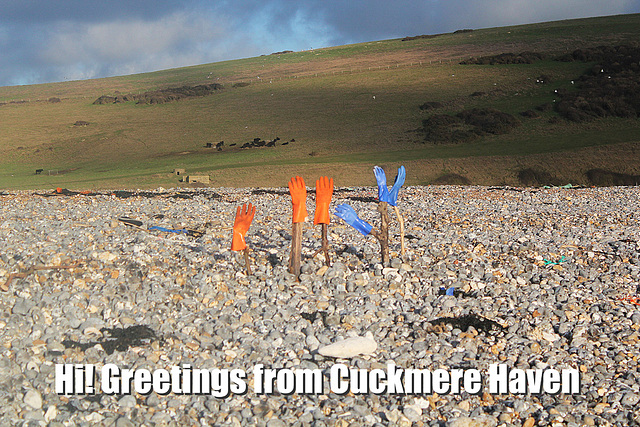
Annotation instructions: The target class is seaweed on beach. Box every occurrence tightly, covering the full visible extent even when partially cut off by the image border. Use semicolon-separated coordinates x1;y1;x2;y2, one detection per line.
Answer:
251;189;288;196
428;314;504;334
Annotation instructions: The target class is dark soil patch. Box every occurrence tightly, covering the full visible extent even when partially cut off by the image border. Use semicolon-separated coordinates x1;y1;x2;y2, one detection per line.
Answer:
586;168;640;186
518;168;561;187
432;173;471;185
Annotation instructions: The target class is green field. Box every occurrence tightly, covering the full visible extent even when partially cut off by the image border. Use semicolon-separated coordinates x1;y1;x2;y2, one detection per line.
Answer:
1;13;640;190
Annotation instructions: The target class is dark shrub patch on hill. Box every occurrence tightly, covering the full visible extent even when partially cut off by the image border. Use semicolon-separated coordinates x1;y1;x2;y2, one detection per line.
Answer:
94;83;224;105
460;51;546;65
554;45;640;122
586;169;640;186
419;101;443;111
555;45;639;64
420;114;477;144
402;34;443;41
456;108;520;134
420;108;520;144
403;29;472;41
518;168;560;186
520;109;540;118
535;103;553;112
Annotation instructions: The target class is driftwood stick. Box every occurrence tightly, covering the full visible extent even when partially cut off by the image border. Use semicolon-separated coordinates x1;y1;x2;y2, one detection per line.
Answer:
289;222;304;278
376;202;390;266
2;263;80;292
311;224;331;266
393;206;406;257
321;224;331;266
243;248;252;276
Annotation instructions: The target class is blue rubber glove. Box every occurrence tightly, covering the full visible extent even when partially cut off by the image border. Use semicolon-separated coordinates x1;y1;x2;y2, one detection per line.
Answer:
335;204;372;236
373;166;389;203
387;166;406;206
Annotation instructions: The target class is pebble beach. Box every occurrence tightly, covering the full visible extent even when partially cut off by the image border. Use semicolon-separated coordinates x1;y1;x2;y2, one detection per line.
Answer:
1;185;640;426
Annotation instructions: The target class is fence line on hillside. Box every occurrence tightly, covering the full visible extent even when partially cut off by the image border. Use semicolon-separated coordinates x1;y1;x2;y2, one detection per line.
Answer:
8;56;476;103
238;56;474;86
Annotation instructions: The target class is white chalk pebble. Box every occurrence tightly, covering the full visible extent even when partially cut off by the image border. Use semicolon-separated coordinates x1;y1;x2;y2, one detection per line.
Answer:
318;332;377;358
24;389;42;409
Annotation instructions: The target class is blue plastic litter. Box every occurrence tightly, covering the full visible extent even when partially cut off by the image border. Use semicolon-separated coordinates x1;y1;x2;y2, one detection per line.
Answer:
148;226;188;234
543;256;566;266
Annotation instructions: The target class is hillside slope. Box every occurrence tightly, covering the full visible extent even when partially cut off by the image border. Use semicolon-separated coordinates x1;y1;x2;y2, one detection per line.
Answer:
1;13;639;189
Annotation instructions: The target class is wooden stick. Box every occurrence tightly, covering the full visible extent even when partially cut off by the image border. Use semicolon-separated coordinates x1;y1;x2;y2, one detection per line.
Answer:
311;224;331;266
243;248;252;276
2;263;81;292
377;202;390;266
289;222;303;278
321;224;331;266
394;206;405;257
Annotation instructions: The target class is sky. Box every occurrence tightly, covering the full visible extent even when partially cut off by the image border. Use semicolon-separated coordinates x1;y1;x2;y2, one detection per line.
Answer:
1;0;639;87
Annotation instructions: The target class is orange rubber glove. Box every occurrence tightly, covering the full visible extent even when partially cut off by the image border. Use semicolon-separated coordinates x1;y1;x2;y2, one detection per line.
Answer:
231;203;255;251
288;176;308;223
314;176;334;225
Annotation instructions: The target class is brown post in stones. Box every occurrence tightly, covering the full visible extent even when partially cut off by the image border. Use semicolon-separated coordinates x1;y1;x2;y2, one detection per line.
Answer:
321;224;331;266
394;206;405;257
376;201;390;266
243;247;252;276
289;222;303;277
311;223;331;266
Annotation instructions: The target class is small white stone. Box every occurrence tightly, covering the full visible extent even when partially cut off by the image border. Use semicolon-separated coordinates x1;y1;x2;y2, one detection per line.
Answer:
318;333;377;358
24;389;42;409
44;405;58;422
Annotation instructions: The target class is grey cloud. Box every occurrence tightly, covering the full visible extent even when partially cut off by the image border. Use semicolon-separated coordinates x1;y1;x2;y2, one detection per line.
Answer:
435;0;640;30
0;0;191;25
1;0;640;86
41;12;224;64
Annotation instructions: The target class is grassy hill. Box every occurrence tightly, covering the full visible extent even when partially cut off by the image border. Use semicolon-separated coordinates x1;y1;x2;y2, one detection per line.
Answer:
1;13;640;190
